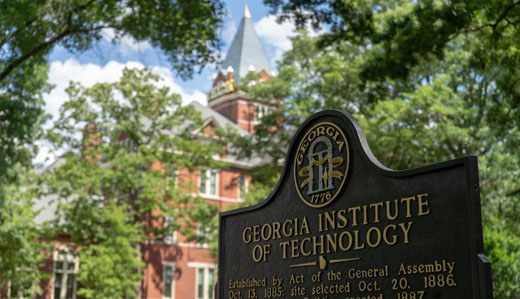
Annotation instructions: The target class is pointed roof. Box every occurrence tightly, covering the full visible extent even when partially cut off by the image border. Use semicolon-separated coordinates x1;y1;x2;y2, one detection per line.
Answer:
243;4;251;19
221;5;273;82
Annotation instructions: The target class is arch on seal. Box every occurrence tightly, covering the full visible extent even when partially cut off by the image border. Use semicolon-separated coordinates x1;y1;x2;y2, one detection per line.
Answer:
306;136;334;194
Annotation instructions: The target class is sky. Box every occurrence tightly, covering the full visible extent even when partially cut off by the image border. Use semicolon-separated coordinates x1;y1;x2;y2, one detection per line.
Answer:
37;1;303;164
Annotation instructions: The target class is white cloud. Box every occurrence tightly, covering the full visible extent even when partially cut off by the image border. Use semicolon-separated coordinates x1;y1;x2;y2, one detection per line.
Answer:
101;28;152;56
255;15;295;53
255;14;323;62
45;59;206;118
36;59;207;165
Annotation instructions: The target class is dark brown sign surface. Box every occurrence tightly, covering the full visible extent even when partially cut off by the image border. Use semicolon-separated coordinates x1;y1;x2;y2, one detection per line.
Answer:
218;110;492;299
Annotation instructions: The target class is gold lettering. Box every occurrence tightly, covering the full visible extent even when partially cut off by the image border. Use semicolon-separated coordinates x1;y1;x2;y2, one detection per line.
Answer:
366;227;381;248
316;126;325;138
339;231;352;251
326;233;337;253
383;224;398;245
349;206;361;226
301;238;312;256
301;139;309;153
401;196;416;218
282;219;293;237
291;239;300;258
300;216;310;235
354;230;364;249
261;223;271;240
313;235;325;255
337;209;348;229
243;227;252;244
272;222;281;239
417;193;430;216
322;211;335;232
385;199;399;220
336;140;344;151
326;127;335;137
398;263;406;275
308;130;316;142
253;225;260;242
399;221;413;243
370;202;383;223
280;241;289;259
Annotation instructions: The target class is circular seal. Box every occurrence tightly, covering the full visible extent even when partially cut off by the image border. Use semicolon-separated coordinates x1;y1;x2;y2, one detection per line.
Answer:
294;122;349;208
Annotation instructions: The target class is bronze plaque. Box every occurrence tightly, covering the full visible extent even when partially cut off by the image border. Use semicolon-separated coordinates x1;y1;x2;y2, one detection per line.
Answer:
217;110;492;299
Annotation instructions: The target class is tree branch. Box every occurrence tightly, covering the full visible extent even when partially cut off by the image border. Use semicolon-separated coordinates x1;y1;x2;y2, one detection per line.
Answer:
0;29;70;82
0;25;110;82
0;17;38;49
507;188;520;196
462;1;520;33
0;0;99;82
493;0;520;28
0;30;16;49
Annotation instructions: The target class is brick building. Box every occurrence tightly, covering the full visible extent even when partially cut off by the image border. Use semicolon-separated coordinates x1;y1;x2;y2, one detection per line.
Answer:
4;5;276;299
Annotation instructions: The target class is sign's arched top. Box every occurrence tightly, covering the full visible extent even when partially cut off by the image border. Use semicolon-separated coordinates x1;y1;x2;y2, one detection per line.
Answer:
294;122;350;208
218;110;493;299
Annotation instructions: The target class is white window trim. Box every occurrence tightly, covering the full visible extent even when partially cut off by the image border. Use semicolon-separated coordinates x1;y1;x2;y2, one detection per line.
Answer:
238;175;248;200
187;262;216;269
199;169;219;196
170;168;178;189
194;265;217;299
52;247;79;299
254;103;271;123
196;222;216;247
7;273;34;299
162;261;176;299
164;216;178;245
191;193;242;203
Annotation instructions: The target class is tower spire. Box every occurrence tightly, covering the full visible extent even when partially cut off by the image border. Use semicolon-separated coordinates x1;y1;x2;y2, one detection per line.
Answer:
218;2;272;82
243;4;251;19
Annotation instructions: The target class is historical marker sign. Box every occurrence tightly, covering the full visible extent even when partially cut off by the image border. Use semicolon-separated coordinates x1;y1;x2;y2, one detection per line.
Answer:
217;110;493;299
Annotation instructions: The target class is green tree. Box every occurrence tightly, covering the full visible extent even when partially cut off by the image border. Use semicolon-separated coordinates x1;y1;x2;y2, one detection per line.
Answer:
0;168;47;296
1;0;226;185
230;27;520;297
264;0;520;80
1;1;227;294
40;67;224;298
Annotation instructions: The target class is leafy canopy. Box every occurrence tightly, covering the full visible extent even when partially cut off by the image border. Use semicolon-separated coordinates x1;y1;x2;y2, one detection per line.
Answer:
40;67;224;297
231;16;520;298
1;1;226;293
0;0;226;186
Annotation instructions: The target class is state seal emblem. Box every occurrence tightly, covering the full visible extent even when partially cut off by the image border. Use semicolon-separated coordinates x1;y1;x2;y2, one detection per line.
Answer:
294;122;349;208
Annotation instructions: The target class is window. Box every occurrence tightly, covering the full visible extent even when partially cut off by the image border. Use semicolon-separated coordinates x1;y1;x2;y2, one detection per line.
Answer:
196;267;215;299
254;104;271;122
8;272;33;299
163;262;175;299
170;167;177;188
196;222;214;244
164;216;177;244
238;175;247;199
53;248;78;299
199;169;218;196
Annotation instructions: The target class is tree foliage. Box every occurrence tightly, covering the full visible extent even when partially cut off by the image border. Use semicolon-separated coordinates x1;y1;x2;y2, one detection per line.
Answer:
0;168;47;296
40;68;223;297
231;5;520;294
0;0;226;186
1;1;227;294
